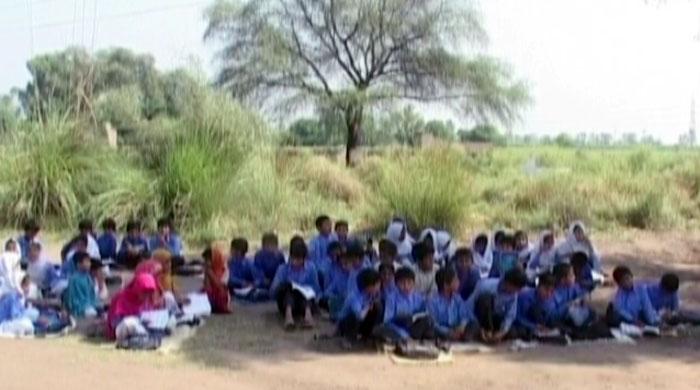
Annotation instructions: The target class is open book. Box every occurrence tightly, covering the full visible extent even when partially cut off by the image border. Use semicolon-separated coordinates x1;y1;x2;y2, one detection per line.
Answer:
291;282;316;300
411;311;429;322
140;309;170;330
619;323;660;338
233;286;254;297
182;293;212;318
535;328;561;338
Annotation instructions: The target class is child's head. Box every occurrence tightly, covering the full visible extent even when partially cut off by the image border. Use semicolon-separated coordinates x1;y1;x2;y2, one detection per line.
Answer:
315;215;332;235
20;275;30;295
502;268;527;294
23;219;40;238
5;239;17;253
289;236;308;268
201;247;213;264
500;235;515;252
542;232;555;252
452;247;473;271
334;220;349;241
570;252;589;277
28;242;42;262
421;231;435;249
78;219;94;235
473;234;488;255
378;263;395;286
101;218;117;233
553;263;575;287
536;273;556;300
514;230;528;251
345;240;364;268
435;267;459;296
612;266;634;290
378;238;397;263
660;273;680;294
412;242;433;271
261;232;279;251
126;220;141;237
395;267;416;295
157;217;172;236
90;258;103;276
572;223;586;242
327;241;343;262
357;268;381;296
493;230;507;250
74;251;92;272
74;235;89;253
230;237;249;258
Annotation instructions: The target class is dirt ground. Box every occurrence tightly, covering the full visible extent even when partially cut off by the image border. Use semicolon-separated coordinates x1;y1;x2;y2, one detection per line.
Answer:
2;230;700;390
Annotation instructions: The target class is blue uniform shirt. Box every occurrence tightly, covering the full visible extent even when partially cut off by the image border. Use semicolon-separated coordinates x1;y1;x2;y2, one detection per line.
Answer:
383;289;427;339
270;261;322;299
148;234;183;256
428;293;469;336
253;249;285;284
228;256;264;289
97;232;118;260
612;284;660;326
643;283;680;312
516;287;557;332
338;289;380;321
465;278;518;333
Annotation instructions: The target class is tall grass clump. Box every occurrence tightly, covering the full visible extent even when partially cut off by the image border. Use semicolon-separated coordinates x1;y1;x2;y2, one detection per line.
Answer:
364;145;473;233
284;154;366;204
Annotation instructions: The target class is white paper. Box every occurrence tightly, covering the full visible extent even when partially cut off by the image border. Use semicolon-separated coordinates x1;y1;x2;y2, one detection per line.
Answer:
411;311;429;322
642;325;660;336
291;282;316;300
140;309;170;330
535;328;561;338
619;323;643;338
233;286;254;297
182;293;212;317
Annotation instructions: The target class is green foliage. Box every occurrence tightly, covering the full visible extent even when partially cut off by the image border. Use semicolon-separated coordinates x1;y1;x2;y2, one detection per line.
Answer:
0;95;21;133
95;85;143;130
364;145;473;233
459;124;505;144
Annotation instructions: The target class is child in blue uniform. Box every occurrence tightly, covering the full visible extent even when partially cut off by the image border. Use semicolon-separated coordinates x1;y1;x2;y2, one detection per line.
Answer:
337;268;382;346
644;273;700;325
117;220;149;269
606;266;660;328
513;273;560;341
97;218;118;262
253;232;286;290
428;267;471;341
379;267;433;343
452;247;480;300
227;238;267;301
322;247;353;321
271;236;321;330
465;268;527;344
308;215;336;285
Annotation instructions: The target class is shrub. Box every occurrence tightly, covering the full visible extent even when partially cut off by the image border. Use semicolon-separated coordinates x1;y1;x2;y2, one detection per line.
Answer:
364;145;473;233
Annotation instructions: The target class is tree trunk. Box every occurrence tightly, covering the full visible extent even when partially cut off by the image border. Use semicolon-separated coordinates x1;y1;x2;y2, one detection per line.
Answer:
344;103;364;167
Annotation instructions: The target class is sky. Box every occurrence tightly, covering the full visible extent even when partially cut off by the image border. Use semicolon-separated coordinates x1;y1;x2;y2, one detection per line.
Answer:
0;0;699;143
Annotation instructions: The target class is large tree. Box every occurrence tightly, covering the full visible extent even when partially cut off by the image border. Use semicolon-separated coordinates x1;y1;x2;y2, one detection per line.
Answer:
204;0;529;165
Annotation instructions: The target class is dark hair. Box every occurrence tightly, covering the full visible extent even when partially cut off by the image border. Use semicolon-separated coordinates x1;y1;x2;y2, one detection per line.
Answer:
378;263;395;275
101;218;117;231
230;237;249;256
612;266;633;284
201;247;212;262
335;220;349;230
345;240;364;258
75;235;89;247
494;230;507;246
5;239;16;251
289;236;308;259
73;251;91;265
553;263;572;282
514;230;527;242
378;239;397;257
570;252;589;269
411;242;430;262
90;258;103;271
395;267;416;283
327;240;344;256
537;273;556;289
503;268;527;289
452;247;473;263
126;220;141;232
500;234;515;248
157;217;172;229
474;234;488;248
315;215;331;230
78;219;93;231
23;219;40;233
29;241;42;251
357;268;381;291
435;267;457;293
261;232;278;247
660;273;680;293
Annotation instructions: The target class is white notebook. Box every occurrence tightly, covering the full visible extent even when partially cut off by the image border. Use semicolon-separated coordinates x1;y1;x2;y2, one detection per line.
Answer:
182;293;212;317
291;282;316;300
140;309;170;330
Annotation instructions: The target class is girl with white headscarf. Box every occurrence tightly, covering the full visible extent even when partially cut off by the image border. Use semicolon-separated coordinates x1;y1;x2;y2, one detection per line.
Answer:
0;239;23;296
555;221;602;272
471;233;493;278
526;230;557;282
386;219;414;263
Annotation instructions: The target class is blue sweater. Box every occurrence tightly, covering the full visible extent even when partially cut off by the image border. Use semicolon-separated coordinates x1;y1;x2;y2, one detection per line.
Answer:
612;285;660;326
97;232;118;260
308;233;336;274
552;284;586;321
465;278;518;333
644;283;679;312
516;288;557;332
338;289;380;321
228;256;264;289
253;249;285;284
428;293;470;336
383;289;427;339
457;266;481;301
148;234;183;256
270;262;322;299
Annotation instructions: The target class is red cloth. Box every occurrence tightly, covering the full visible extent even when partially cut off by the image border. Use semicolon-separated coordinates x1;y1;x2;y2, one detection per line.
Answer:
105;273;157;339
203;248;231;314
